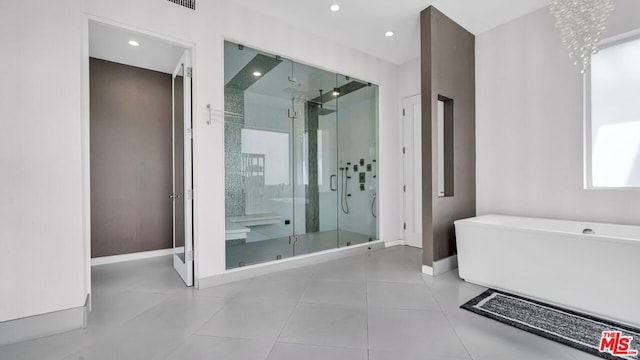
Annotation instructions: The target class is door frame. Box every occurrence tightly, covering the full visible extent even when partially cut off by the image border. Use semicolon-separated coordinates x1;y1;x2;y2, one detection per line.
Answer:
402;94;422;248
81;16;198;297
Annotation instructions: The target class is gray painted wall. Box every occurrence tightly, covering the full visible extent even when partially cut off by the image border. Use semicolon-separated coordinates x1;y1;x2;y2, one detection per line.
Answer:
476;1;640;226
421;7;476;266
90;58;173;257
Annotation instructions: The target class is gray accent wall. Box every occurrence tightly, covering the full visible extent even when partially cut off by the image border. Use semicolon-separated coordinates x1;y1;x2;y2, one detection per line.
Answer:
305;103;320;233
420;7;476;266
90;58;173;258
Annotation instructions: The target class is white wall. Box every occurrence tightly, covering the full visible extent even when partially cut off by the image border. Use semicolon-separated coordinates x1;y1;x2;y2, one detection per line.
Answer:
0;0;402;321
398;57;421;100
0;0;87;322
397;57;421;244
476;1;640;226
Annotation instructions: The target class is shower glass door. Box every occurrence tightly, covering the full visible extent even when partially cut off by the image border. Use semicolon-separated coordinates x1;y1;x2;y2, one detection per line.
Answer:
224;42;294;268
291;63;340;256
336;75;379;248
224;41;378;270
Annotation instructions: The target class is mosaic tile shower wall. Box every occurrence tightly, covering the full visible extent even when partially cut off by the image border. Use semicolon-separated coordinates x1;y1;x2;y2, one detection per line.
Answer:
224;87;245;216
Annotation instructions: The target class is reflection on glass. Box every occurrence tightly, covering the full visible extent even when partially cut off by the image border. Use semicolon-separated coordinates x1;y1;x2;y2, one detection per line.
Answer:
241;129;290;185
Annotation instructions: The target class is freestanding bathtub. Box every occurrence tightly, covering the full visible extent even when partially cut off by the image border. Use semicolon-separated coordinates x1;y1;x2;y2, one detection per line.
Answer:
455;214;640;327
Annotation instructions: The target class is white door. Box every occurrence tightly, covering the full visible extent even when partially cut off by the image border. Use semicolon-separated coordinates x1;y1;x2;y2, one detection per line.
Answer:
172;51;194;286
402;95;422;248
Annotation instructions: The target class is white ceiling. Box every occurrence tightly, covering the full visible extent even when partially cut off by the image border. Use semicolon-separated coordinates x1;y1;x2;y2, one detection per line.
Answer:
89;1;551;71
229;0;550;64
89;21;186;74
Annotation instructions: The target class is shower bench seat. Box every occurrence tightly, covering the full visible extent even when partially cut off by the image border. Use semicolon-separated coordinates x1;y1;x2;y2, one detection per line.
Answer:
224;213;282;241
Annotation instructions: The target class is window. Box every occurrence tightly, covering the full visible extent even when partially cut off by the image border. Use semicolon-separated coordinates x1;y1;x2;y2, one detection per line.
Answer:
587;33;640;188
241;128;290;185
302;130;327;187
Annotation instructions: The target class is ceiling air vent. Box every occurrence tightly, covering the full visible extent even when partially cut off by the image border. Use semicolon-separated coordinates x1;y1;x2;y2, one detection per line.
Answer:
168;0;195;10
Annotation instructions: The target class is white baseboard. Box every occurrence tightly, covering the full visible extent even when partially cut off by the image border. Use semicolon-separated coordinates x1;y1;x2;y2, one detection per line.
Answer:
421;265;434;276
197;240;385;289
0;294;89;347
384;239;405;248
91;248;173;266
422;255;458;277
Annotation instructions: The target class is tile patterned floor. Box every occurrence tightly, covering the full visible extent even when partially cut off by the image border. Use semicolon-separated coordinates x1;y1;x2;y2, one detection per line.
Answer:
0;246;601;360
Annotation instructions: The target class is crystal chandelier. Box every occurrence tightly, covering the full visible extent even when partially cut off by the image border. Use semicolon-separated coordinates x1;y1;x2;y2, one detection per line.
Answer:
550;0;615;73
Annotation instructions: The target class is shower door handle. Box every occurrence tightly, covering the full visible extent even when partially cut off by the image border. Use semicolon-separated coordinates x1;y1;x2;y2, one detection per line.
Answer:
330;175;338;191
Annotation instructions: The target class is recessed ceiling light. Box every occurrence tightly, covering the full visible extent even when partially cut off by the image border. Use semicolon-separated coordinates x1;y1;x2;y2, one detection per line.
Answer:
329;4;340;12
253;71;262;77
333;88;340;96
385;31;394;37
128;40;140;47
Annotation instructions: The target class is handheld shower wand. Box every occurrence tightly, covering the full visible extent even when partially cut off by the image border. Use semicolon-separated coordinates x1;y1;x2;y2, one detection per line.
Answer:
340;162;351;214
371;192;377;218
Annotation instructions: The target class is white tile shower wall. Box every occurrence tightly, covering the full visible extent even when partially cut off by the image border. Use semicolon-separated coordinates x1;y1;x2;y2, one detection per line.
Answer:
1;0;401;321
475;0;640;226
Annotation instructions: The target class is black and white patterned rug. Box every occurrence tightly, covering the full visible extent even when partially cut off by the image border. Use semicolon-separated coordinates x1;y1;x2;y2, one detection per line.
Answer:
461;289;640;360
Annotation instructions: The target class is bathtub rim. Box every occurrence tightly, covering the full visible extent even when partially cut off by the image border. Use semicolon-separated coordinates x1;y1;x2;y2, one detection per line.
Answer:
454;214;640;246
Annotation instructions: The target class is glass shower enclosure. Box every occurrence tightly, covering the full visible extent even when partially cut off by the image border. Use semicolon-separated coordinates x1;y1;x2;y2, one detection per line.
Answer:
224;41;378;269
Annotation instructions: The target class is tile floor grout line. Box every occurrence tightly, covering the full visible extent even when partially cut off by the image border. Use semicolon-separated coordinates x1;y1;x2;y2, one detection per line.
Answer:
365;273;371;360
261;273;312;360
366;304;445;313
189;296;232;336
420;277;447;313
364;255;371;301
443;310;476;360
274;339;368;351
189;333;274;342
156;332;193;360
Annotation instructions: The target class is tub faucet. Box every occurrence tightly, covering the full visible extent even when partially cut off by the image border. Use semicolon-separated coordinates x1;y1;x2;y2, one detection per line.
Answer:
582;228;594;235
